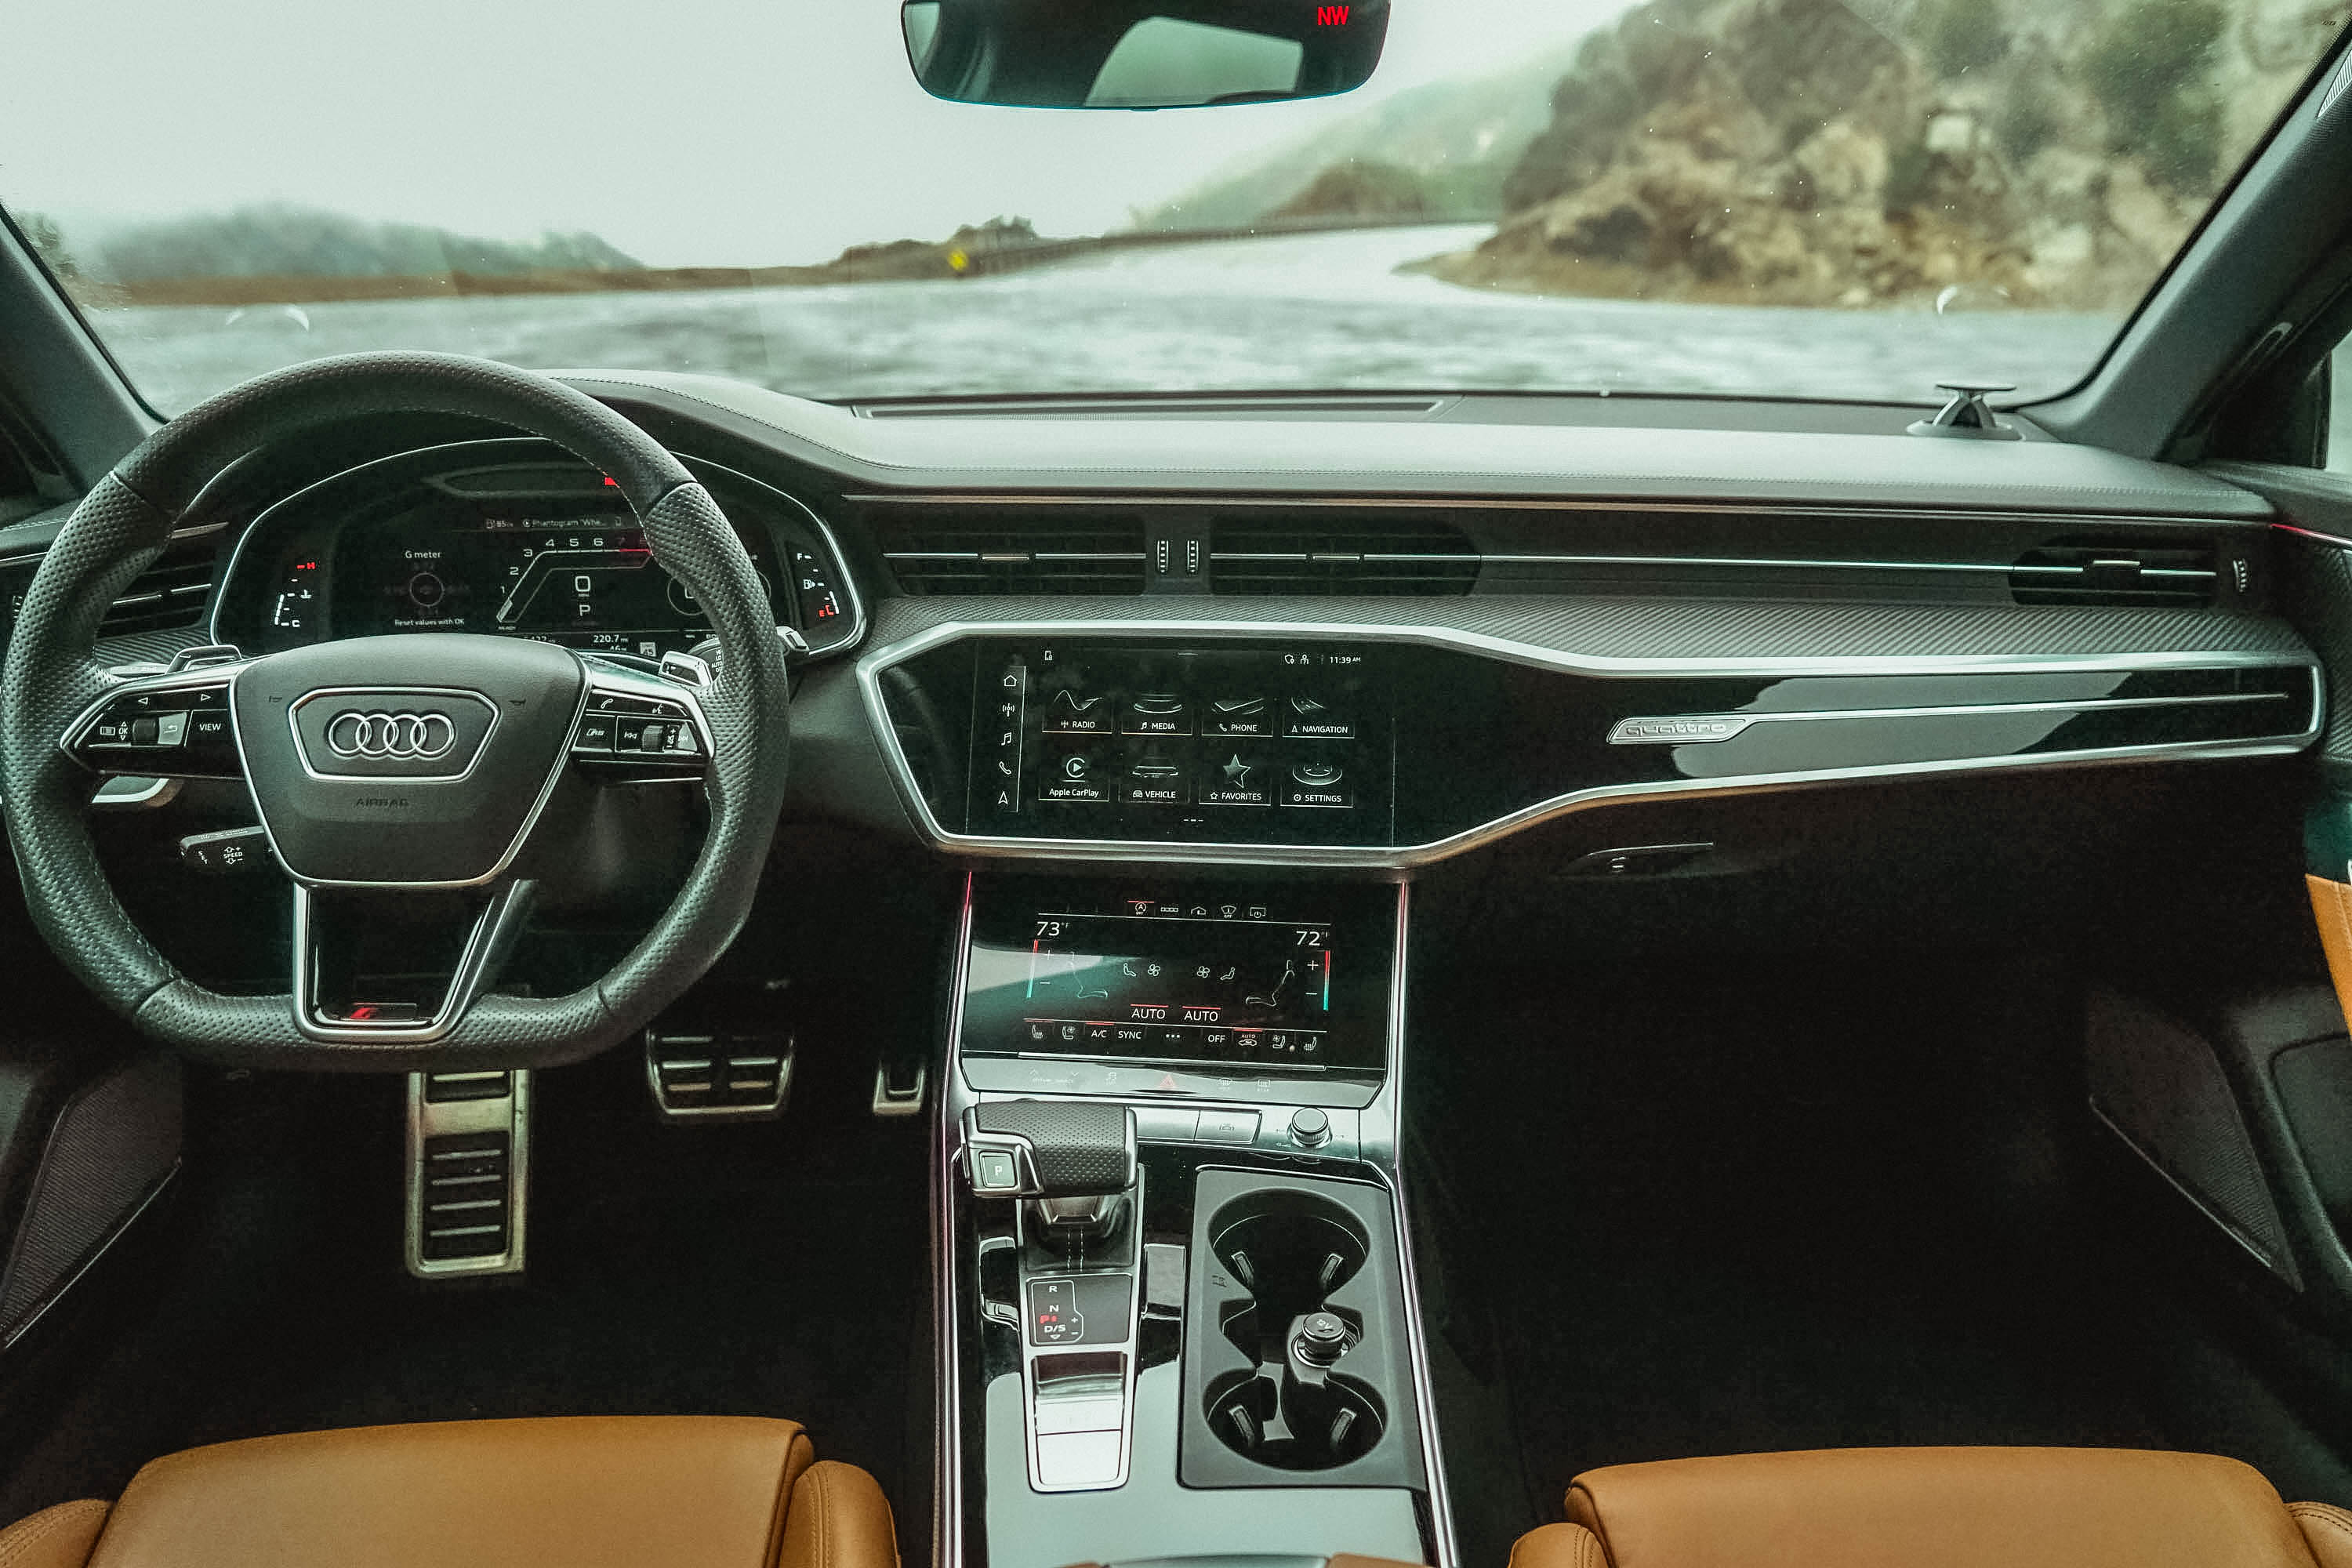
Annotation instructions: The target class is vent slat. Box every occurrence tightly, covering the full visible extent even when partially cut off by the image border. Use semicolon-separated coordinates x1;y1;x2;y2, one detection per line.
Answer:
2009;540;2217;609
100;550;219;635
876;517;1146;595
1210;517;1475;596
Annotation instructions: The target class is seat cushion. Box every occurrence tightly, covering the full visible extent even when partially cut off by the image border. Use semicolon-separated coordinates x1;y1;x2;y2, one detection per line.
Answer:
0;1500;111;1568
1546;1446;2348;1568
0;1415;896;1568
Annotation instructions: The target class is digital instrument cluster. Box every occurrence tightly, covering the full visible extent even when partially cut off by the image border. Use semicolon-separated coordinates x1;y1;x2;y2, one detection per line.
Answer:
218;448;855;659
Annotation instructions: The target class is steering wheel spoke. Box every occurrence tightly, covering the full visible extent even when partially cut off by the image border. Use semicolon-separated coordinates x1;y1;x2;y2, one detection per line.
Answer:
63;662;252;781
292;879;537;1042
570;654;713;776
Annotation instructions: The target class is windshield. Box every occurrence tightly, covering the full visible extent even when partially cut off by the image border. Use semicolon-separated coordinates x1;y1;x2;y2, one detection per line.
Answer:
5;0;2345;414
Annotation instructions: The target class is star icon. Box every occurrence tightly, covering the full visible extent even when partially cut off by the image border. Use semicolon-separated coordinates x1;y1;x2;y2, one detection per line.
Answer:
1221;753;1253;786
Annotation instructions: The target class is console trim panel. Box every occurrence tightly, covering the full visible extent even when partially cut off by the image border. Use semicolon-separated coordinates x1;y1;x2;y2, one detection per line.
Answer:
857;618;2323;869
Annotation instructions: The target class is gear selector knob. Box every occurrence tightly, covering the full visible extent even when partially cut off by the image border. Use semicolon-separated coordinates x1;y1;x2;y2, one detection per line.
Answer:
961;1100;1138;1199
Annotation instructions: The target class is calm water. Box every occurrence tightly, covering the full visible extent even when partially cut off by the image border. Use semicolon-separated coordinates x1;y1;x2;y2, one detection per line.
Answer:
86;223;2132;416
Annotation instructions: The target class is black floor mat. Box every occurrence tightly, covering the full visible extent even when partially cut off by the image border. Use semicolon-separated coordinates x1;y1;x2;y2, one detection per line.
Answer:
1408;951;2173;1563
0;1036;931;1521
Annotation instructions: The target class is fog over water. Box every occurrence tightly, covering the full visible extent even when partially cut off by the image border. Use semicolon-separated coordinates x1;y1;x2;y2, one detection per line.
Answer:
88;226;2125;416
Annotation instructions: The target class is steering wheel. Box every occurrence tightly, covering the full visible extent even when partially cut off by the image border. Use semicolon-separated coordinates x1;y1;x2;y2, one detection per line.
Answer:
0;353;793;1070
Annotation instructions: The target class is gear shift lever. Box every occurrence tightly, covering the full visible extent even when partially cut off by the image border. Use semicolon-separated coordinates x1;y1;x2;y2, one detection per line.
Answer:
961;1101;1138;1243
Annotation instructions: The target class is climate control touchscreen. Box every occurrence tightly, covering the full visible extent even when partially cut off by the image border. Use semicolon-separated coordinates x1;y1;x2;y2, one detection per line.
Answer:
964;641;1392;845
960;882;1392;1076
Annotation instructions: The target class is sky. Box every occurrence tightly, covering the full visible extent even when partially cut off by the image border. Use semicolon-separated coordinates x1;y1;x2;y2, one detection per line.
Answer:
0;0;1632;267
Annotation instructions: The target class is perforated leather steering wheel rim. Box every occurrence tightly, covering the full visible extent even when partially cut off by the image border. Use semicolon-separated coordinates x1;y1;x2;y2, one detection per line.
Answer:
0;351;793;1071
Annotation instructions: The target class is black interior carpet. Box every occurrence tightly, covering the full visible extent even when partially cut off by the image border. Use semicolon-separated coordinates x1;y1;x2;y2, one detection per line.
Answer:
1406;949;2176;1564
0;1033;931;1522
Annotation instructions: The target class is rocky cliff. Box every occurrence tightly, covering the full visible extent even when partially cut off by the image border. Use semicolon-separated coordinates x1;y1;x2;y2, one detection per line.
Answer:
1413;0;2348;309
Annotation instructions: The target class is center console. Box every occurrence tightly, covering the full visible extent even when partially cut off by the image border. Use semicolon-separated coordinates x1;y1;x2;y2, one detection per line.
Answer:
937;872;1450;1568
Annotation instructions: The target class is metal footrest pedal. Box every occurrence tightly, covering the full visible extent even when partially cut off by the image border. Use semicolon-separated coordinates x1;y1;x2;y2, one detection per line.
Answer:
405;1069;528;1279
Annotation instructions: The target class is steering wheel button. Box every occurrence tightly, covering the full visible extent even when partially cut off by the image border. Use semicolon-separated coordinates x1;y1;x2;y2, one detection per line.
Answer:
572;713;617;753
154;711;191;747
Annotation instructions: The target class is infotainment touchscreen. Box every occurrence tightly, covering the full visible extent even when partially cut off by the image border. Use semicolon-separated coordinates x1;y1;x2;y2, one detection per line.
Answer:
960;641;1394;847
960;880;1393;1076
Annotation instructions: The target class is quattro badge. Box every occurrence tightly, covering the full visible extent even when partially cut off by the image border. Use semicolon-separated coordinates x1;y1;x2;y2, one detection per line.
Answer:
1607;715;1753;745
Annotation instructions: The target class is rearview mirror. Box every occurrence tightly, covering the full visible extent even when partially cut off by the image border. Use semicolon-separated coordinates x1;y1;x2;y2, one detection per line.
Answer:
901;0;1388;110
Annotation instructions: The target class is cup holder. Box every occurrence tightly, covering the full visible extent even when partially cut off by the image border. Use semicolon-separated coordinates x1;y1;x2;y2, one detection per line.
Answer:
1206;1367;1387;1469
1200;1189;1385;1471
1211;1192;1369;1320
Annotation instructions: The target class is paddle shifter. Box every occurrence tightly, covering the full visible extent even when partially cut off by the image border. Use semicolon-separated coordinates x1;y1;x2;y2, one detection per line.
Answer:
961;1100;1138;1246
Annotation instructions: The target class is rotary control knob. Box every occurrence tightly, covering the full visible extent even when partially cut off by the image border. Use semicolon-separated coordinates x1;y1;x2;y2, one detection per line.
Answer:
1288;1106;1331;1149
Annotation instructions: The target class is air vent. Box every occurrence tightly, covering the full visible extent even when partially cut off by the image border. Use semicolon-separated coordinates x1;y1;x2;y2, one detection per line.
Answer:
1210;517;1478;596
2009;539;2217;608
99;545;220;636
878;517;1147;595
100;543;221;634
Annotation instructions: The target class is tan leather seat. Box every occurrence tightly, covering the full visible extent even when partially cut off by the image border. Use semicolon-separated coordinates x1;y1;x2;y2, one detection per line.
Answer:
1509;1446;2352;1568
0;1415;898;1568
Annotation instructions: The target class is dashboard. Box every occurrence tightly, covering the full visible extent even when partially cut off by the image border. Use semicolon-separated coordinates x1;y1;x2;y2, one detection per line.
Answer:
35;370;2320;884
864;619;2320;864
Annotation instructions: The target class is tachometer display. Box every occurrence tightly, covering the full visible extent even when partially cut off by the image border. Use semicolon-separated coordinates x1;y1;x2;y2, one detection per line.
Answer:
287;496;780;659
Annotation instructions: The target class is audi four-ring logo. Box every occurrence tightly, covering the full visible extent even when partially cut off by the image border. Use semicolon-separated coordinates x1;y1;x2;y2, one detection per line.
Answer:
324;710;458;760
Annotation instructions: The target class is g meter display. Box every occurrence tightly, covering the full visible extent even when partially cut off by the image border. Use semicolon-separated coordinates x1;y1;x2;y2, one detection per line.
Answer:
960;884;1392;1076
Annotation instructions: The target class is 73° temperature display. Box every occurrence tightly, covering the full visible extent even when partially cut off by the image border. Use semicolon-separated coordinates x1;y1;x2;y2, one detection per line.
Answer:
961;893;1387;1075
